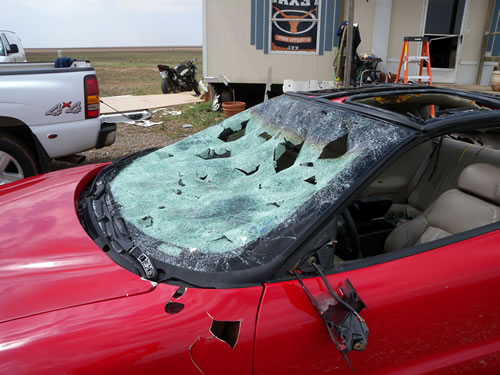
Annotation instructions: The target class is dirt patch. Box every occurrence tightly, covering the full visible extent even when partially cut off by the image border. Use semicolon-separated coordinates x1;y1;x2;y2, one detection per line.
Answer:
53;122;184;170
51;102;225;171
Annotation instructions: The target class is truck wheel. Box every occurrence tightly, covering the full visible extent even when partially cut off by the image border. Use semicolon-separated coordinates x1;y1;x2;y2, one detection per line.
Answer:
0;136;38;185
192;79;201;95
161;79;173;94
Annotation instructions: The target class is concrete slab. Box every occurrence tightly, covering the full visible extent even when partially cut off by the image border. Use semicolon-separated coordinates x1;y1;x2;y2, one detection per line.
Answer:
100;92;203;114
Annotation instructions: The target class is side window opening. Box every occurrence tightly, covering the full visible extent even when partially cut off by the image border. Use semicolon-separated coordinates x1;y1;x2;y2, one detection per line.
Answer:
0;35;5;56
329;128;500;266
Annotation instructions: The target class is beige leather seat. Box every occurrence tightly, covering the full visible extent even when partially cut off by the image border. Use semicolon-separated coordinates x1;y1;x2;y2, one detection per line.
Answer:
384;163;500;252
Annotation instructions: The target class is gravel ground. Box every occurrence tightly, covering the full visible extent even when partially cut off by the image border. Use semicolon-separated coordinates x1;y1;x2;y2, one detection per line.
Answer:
51;123;171;171
51;105;224;171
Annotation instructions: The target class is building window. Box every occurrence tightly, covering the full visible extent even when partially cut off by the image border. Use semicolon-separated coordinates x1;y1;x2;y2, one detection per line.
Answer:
487;0;500;57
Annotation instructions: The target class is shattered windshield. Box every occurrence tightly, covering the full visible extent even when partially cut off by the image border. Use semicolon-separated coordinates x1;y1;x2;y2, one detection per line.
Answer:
108;95;412;273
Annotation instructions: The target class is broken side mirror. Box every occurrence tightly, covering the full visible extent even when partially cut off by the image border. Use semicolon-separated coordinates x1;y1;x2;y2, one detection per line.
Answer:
293;267;369;370
8;44;19;54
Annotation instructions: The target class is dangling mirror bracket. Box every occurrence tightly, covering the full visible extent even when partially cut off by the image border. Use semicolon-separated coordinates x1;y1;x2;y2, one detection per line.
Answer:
292;264;369;370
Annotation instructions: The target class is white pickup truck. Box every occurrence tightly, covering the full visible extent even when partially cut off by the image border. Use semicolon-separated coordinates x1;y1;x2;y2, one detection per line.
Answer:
0;60;149;184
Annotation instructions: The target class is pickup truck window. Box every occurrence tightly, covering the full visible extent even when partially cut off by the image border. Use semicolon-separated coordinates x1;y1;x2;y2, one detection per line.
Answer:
0;36;5;56
4;32;17;47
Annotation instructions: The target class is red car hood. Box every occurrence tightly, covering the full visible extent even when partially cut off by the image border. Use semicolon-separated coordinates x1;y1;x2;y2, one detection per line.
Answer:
0;165;155;323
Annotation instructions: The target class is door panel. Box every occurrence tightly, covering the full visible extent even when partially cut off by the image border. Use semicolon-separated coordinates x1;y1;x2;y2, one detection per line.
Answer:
423;0;467;83
254;230;500;374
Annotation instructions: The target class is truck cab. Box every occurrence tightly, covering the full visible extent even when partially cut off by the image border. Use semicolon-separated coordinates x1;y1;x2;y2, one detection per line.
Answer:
0;30;27;63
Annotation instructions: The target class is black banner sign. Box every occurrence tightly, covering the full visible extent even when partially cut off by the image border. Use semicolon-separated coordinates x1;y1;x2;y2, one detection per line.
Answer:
271;0;319;52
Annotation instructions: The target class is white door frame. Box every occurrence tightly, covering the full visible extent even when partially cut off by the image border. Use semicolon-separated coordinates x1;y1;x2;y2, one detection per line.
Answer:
419;0;470;83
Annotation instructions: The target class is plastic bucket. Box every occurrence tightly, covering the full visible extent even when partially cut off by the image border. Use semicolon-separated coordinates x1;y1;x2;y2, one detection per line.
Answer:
222;101;246;118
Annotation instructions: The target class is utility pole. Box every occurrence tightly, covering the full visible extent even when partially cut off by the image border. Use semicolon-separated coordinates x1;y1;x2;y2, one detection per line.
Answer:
344;0;355;88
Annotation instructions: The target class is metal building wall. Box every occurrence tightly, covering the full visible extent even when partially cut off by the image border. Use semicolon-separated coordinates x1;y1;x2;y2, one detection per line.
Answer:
203;0;341;84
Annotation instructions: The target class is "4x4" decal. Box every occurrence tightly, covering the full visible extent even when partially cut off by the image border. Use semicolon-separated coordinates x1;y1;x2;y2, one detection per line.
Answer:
45;101;82;116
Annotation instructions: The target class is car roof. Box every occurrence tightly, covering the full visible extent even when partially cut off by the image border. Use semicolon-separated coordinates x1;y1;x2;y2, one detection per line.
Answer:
290;85;500;133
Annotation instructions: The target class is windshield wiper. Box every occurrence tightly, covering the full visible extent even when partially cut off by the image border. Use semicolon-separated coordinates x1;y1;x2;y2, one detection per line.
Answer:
293;264;369;370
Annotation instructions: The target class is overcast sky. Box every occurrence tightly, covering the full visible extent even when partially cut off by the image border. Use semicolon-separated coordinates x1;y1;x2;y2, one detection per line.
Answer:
2;0;202;48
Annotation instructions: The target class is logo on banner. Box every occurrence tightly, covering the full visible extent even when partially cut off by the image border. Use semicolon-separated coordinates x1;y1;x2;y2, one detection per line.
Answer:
271;0;319;52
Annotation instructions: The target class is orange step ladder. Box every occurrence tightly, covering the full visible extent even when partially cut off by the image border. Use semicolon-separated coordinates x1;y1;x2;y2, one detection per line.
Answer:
396;36;434;116
396;36;433;84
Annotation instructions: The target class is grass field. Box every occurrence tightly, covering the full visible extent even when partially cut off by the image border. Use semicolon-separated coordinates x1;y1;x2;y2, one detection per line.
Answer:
25;48;226;167
26;48;203;96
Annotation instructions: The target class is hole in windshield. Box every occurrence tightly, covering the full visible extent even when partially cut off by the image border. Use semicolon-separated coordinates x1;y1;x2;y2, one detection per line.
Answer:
304;176;317;185
197;149;231;160
219;119;249;142
259;132;272;141
319;134;348;159
274;140;304;173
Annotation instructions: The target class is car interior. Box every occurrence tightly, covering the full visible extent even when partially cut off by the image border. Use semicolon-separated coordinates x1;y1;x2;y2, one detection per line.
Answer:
333;93;500;263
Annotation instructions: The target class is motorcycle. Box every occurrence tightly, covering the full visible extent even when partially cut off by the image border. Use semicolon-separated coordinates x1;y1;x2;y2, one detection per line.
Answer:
157;59;200;95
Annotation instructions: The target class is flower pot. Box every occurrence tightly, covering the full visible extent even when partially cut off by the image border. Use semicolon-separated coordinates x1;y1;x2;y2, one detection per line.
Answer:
491;71;500;92
222;101;246;118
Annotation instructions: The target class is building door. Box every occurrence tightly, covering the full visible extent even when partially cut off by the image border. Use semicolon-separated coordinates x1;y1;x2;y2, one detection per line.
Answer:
422;0;467;83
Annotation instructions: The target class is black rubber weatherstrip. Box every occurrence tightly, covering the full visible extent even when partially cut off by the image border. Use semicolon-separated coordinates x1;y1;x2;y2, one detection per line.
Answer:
285;91;418;130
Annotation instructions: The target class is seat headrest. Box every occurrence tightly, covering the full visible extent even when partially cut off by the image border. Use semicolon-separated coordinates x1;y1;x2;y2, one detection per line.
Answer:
458;163;500;205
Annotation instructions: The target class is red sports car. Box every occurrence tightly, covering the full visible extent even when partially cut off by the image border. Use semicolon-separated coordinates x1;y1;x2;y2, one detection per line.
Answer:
1;85;500;374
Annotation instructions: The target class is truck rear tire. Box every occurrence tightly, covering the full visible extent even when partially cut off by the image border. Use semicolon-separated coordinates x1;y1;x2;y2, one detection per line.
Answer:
0;135;38;185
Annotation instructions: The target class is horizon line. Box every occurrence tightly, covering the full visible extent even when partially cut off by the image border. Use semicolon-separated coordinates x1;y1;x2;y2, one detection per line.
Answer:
25;45;202;50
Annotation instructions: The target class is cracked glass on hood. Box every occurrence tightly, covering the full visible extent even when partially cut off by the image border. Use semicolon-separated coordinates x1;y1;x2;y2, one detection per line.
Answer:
109;95;412;272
